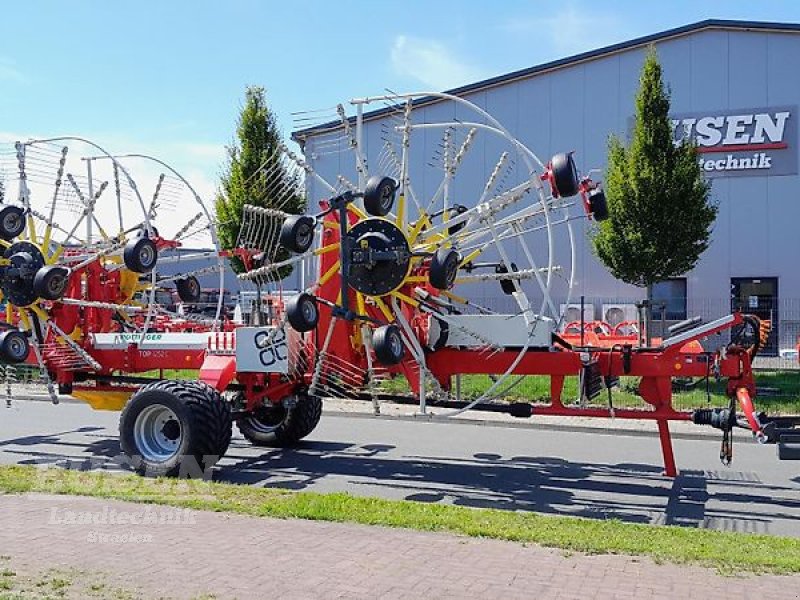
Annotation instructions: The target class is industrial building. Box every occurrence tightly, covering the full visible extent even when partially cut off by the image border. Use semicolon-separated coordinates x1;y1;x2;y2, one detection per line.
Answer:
293;19;800;356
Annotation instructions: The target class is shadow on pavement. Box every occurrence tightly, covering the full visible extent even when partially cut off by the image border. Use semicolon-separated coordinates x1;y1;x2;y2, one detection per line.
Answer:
3;427;799;535
218;440;800;533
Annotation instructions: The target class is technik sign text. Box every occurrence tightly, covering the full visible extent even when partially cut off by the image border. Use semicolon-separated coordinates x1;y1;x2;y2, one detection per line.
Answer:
671;106;797;177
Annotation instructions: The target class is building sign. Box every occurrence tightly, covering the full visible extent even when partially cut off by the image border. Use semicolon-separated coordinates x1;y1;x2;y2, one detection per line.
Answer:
671;106;797;177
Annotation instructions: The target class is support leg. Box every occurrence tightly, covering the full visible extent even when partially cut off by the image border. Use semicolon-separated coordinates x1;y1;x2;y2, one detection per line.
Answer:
657;419;677;477
550;375;565;408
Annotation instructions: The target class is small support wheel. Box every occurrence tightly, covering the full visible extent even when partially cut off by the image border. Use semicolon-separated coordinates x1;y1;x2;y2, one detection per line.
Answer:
119;380;232;477
176;275;201;303
373;324;404;365
363;176;397;217
33;265;70;301
123;237;158;273
588;188;609;221
496;262;519;295
0;205;25;241
429;248;460;290
0;330;29;363
550;152;580;198
286;292;319;332
279;215;315;254
235;393;323;447
136;225;160;238
447;205;468;235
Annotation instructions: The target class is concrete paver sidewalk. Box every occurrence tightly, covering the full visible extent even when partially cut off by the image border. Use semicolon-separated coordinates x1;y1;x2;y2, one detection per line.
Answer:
1;494;798;600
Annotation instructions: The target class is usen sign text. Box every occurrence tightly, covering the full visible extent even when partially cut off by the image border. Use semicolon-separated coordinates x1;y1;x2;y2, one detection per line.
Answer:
671;106;797;177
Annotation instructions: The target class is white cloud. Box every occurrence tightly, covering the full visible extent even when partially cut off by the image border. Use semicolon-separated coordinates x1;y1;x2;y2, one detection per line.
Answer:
179;142;226;162
503;5;632;58
390;35;487;91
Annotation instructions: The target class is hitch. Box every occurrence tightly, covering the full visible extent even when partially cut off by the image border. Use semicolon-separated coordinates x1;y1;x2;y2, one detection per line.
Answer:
778;432;800;460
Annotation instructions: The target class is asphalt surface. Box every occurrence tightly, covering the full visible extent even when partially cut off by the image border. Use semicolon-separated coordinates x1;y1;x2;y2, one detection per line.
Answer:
1;399;799;537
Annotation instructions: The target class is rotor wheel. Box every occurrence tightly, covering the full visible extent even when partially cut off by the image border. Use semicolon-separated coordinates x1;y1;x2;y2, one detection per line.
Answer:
588;188;609;221
176;275;202;303
33;265;69;301
0;330;29;364
286;293;319;332
429;248;460;290
373;324;405;365
123;237;158;273
280;215;315;254
235;393;322;447
363;175;397;217
0;205;25;240
550;152;580;197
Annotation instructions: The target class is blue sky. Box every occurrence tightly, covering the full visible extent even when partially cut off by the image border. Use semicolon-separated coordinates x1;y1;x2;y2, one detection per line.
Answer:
3;1;800;198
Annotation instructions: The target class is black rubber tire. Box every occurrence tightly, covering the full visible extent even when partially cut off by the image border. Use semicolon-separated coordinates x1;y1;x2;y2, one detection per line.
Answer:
0;330;29;364
550;152;580;197
33;265;69;301
0;205;25;241
588;188;609;221
429;248;460;290
235;393;322;447
119;380;232;477
447;205;468;235
279;215;315;254
496;262;519;295
286;293;319;332
123;237;158;273
363;176;396;217
176;275;201;303
373;324;404;365
136;225;159;238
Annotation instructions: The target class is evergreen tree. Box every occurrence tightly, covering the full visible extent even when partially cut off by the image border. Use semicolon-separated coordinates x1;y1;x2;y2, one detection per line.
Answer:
215;86;305;275
592;47;716;313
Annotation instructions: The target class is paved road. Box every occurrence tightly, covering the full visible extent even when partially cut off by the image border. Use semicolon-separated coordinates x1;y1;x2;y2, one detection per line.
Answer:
1;399;799;537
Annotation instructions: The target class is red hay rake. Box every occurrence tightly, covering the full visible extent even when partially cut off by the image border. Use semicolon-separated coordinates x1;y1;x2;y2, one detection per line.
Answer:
0;94;797;477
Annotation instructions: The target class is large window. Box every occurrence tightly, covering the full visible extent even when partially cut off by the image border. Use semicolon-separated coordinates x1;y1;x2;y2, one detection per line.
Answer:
651;278;687;320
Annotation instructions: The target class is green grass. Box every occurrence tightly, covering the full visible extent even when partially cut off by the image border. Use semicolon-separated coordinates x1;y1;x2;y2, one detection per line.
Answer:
136;369;200;380
378;372;800;414
1;466;799;575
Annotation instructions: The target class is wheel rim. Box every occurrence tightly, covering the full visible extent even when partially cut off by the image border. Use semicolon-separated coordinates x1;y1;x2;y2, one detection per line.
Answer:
7;335;26;360
133;404;182;462
139;243;155;268
389;331;403;358
244;403;290;434
301;299;316;323
445;253;458;284
47;273;65;296
380;184;393;210
296;223;312;248
3;212;20;234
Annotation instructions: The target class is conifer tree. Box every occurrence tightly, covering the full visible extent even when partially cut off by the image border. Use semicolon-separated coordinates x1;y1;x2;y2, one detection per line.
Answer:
215;86;304;275
592;47;716;319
